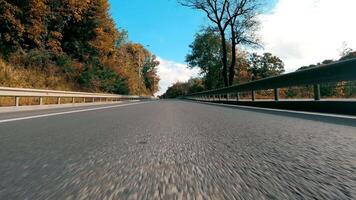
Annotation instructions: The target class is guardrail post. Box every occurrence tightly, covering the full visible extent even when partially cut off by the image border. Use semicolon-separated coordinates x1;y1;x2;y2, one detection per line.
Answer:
83;98;86;103
92;97;95;103
236;93;240;101
252;91;256;101
15;96;20;107
274;88;280;101
314;84;321;101
218;95;221;101
57;97;61;104
72;97;75;104
39;97;43;105
227;94;230;101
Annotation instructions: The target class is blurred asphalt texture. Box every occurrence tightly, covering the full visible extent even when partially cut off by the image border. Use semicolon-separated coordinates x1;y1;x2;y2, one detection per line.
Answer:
0;100;355;199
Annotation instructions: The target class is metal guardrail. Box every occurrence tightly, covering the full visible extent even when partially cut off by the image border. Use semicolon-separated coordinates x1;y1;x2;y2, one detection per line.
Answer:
0;87;152;107
184;58;356;102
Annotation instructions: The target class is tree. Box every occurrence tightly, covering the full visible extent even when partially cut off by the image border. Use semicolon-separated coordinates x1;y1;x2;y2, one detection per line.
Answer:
78;57;128;94
180;0;231;86
186;28;226;89
339;42;353;58
0;0;25;56
114;43;160;95
187;28;254;89
116;29;129;48
24;0;50;50
61;0;118;61
46;0;92;54
161;78;204;99
227;1;260;85
234;51;251;84
187;78;205;94
142;55;160;95
339;51;356;61
248;53;285;80
180;0;261;86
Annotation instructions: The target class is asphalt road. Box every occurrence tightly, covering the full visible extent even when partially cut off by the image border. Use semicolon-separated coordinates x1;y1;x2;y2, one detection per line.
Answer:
0;100;355;199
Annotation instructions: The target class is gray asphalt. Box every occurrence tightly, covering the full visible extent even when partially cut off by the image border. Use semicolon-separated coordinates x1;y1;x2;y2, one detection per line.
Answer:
0;101;141;121
0;100;355;199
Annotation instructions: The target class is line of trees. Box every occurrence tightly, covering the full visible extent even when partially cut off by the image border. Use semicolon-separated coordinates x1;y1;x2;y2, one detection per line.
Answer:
161;27;285;98
0;0;159;95
161;27;356;98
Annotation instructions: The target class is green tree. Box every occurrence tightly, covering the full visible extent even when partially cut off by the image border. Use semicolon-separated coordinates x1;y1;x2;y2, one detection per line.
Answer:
79;58;128;94
161;78;204;99
248;52;285;80
186;28;225;90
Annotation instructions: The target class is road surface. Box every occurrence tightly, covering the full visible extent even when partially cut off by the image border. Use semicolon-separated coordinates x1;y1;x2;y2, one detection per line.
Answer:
0;100;355;199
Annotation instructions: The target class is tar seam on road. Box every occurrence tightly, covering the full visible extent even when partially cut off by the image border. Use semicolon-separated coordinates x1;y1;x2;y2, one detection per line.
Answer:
0;101;152;124
196;101;356;120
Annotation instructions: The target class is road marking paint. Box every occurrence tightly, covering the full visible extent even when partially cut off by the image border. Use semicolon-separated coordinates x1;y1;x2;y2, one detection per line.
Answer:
0;101;152;124
198;101;356;120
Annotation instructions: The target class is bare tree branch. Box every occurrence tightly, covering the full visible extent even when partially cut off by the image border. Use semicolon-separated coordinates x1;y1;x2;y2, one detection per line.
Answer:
179;0;263;86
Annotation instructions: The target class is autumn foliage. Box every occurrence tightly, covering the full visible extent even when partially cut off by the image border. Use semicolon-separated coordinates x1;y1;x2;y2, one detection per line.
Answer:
0;0;159;95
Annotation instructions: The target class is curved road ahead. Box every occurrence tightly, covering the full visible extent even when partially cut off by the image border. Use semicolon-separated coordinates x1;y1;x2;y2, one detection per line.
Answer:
0;100;355;199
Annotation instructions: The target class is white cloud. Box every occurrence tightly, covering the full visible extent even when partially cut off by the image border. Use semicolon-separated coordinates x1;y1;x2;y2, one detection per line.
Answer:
156;57;200;96
260;0;356;72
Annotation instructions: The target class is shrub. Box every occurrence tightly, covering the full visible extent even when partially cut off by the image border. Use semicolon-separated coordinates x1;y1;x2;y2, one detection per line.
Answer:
78;61;129;94
8;49;54;70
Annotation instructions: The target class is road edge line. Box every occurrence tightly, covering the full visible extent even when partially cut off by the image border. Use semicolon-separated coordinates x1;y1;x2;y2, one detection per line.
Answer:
0;101;152;124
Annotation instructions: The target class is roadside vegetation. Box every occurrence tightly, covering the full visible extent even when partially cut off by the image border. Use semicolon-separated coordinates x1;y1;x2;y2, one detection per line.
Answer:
0;0;159;97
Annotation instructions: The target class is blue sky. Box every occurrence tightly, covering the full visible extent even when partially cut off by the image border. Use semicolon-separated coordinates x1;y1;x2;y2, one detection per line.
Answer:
109;0;277;63
109;0;206;63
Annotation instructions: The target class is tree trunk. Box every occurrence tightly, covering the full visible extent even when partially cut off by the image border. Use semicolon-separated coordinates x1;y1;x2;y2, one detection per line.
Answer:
229;23;237;86
219;28;229;87
229;41;236;86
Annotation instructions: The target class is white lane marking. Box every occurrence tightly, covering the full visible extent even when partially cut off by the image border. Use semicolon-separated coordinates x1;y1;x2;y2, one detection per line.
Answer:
198;101;356;120
0;101;152;124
